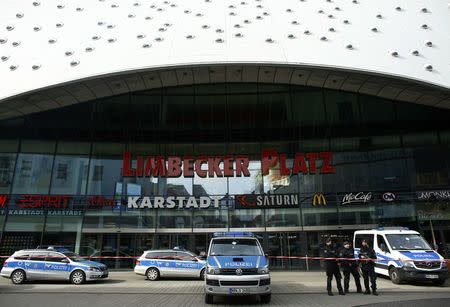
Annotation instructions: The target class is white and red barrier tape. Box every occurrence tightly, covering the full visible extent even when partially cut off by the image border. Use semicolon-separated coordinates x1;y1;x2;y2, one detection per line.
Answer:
0;255;449;262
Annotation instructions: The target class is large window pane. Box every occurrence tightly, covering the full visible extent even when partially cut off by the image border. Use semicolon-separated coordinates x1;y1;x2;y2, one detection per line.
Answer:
12;154;53;194
230;209;263;228
193;209;228;228
266;208;301;227
87;156;122;196
50;156;89;195
157;210;192;229
0;153;16;193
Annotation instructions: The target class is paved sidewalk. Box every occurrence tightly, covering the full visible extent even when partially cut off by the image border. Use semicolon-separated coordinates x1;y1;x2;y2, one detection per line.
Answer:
0;271;449;307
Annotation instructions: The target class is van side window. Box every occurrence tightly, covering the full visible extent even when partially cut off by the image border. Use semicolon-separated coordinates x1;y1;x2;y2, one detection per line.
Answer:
355;234;374;248
377;235;389;253
158;252;176;260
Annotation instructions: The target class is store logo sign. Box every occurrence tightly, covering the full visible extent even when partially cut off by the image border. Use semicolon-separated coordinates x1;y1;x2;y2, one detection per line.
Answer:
0;194;7;208
381;192;396;203
235;194;299;209
417;190;450;201
341;192;372;205
313;194;327;206
122;149;335;178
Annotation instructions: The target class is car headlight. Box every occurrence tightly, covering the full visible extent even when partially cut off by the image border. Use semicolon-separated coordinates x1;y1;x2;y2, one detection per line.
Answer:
207;266;219;275
403;260;414;268
258;266;269;274
89;266;101;272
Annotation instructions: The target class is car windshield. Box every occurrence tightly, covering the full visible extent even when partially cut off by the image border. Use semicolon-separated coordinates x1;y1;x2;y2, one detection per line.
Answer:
385;234;432;250
63;252;86;262
210;238;263;256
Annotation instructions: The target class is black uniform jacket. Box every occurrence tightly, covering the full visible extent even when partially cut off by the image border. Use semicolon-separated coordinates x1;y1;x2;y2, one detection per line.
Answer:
359;246;377;270
339;247;358;269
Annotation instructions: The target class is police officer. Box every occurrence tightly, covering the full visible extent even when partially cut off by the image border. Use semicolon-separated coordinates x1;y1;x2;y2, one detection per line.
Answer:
323;237;344;296
359;239;378;296
339;241;362;294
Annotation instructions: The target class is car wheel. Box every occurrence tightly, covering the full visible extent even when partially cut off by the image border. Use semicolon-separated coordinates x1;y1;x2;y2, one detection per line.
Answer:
260;294;271;304
205;294;214;304
11;269;26;285
146;268;160;281
389;267;402;284
70;270;86;285
200;268;205;280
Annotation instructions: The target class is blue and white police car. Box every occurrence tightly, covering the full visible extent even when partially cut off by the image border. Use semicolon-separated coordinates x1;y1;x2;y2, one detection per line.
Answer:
354;227;449;285
0;248;108;284
134;249;206;280
204;232;271;304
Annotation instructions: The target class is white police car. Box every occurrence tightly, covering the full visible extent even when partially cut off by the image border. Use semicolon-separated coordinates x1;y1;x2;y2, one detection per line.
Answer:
204;232;271;304
134;249;206;280
0;248;108;284
354;227;449;285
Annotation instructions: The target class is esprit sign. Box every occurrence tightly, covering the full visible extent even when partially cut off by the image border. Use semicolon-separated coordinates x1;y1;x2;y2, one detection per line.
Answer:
121;149;335;178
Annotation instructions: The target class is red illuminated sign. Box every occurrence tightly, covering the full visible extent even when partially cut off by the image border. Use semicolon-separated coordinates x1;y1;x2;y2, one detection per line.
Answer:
0;194;7;208
15;195;71;209
122;149;335;178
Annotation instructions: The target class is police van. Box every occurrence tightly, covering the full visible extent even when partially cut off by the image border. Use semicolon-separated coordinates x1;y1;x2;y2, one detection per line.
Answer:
0;248;108;284
204;232;271;304
354;227;449;285
134;248;206;280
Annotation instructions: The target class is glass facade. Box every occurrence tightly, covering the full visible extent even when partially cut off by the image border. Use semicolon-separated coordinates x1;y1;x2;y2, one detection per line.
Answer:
0;83;450;269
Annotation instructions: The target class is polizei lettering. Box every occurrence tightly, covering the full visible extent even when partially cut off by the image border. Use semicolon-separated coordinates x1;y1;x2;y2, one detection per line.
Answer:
128;196;223;209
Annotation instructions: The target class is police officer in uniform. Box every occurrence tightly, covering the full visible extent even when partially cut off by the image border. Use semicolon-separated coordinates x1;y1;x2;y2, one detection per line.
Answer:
339;241;362;293
359;239;378;295
323;237;344;296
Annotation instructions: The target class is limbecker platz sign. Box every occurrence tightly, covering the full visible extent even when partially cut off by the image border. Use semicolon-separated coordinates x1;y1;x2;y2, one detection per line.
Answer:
122;149;335;178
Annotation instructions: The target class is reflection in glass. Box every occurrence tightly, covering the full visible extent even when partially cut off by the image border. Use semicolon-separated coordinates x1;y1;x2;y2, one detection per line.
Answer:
228;169;263;194
265;208;301;227
193;209;228;228
0;153;16;193
12;154;53;194
230;209;263;228
87;157;122;195
50;156;89;195
158;210;192;228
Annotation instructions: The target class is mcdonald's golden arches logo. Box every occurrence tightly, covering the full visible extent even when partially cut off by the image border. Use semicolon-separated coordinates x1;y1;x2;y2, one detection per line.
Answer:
313;194;327;206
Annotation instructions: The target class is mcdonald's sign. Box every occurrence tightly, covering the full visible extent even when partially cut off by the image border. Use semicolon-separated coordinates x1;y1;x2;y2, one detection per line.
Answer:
313;194;327;206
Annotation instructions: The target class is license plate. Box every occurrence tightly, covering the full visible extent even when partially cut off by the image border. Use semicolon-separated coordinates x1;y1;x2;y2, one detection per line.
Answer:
425;274;439;279
230;288;248;294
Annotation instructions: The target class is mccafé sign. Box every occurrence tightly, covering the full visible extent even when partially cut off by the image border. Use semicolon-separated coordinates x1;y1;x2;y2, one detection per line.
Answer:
122;149;335;178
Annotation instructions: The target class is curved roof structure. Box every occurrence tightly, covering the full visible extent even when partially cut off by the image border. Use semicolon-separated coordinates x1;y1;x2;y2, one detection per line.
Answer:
0;0;449;119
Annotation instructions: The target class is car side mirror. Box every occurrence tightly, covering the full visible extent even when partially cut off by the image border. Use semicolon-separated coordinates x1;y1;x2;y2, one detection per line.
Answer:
61;258;70;263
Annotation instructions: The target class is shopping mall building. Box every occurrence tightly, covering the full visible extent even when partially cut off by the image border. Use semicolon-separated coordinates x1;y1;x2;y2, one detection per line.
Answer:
0;1;449;269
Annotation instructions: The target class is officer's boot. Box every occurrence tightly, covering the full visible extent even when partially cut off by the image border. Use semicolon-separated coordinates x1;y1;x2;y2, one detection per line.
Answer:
364;289;371;295
356;278;363;293
372;289;378;296
337;280;345;295
327;276;333;296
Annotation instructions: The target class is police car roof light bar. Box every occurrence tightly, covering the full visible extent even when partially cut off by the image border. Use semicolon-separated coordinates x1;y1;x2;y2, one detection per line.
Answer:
213;232;254;238
376;226;409;231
